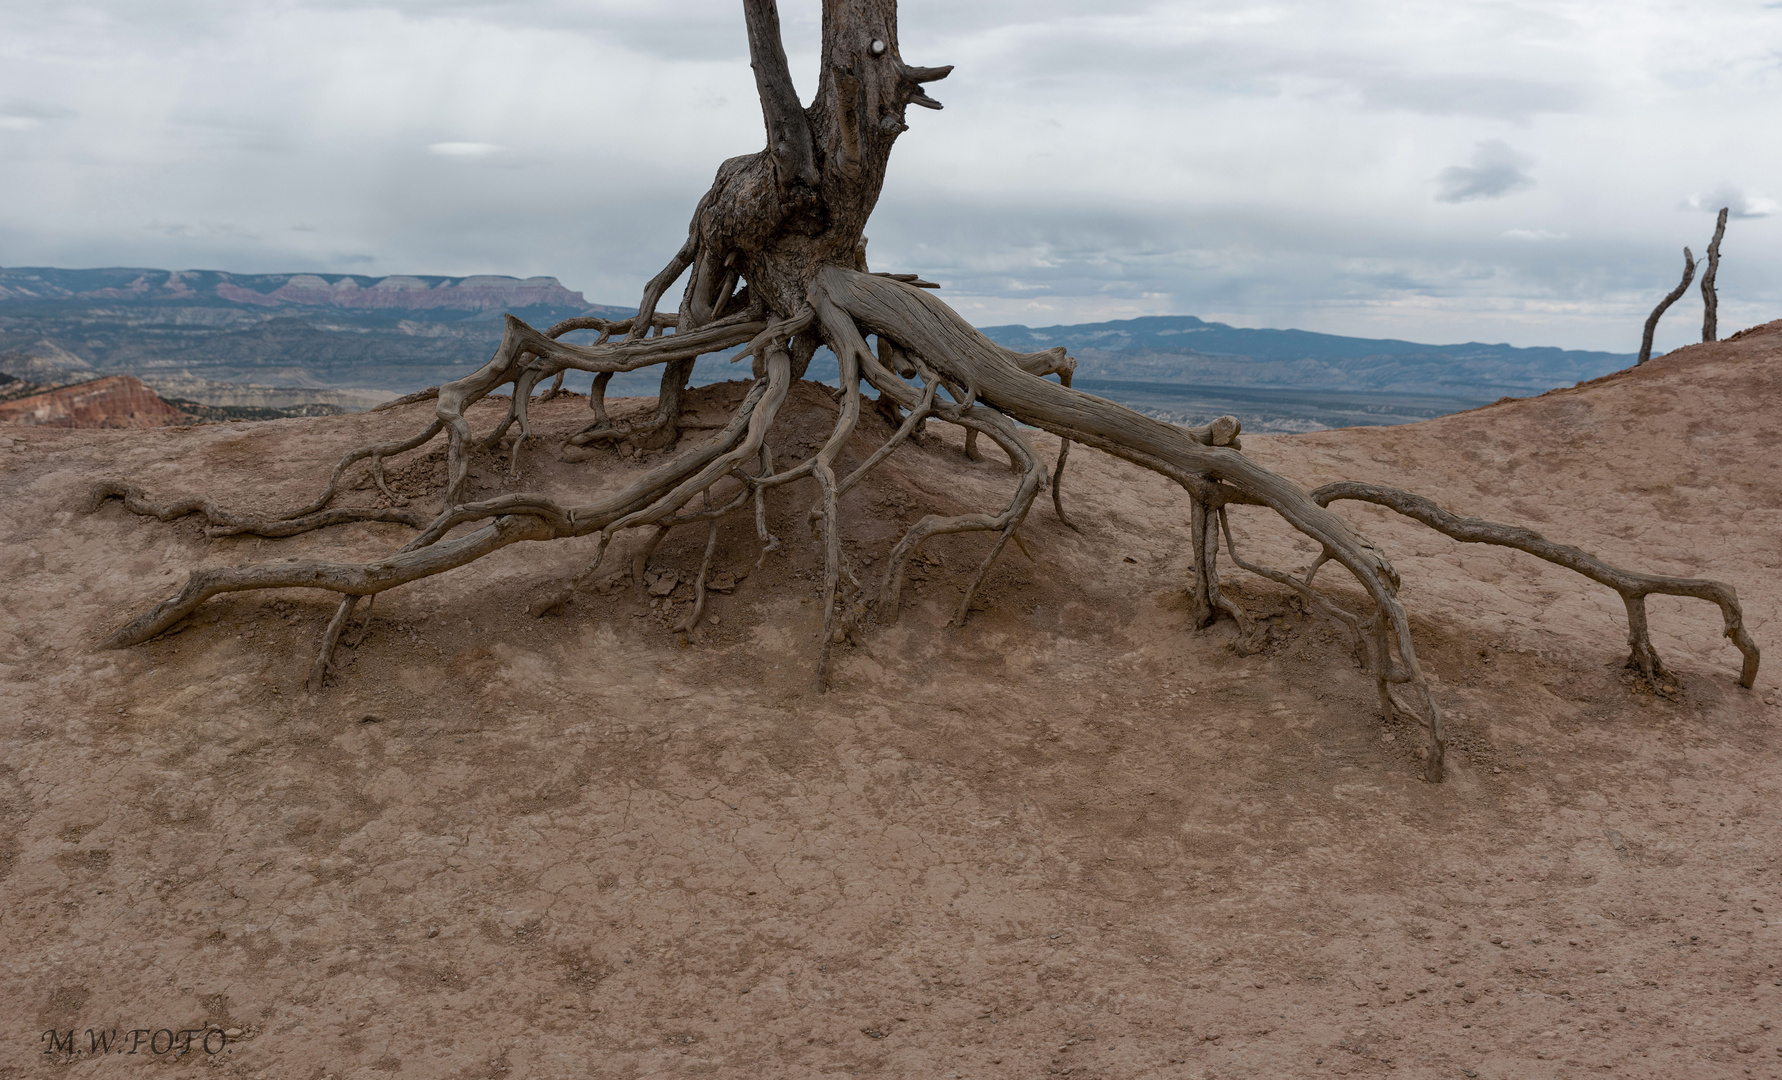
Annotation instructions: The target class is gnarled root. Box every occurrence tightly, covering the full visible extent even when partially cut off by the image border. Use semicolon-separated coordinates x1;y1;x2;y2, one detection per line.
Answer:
95;272;1759;786
88;480;433;538
308;594;364;693
1308;481;1759;691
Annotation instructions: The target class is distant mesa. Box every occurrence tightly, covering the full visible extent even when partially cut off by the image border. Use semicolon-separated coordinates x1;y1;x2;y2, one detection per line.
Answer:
0;265;1647;432
214;273;588;311
0;266;593;312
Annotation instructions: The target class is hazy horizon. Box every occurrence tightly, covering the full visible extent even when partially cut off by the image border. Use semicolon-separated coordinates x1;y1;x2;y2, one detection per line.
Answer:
2;0;1777;354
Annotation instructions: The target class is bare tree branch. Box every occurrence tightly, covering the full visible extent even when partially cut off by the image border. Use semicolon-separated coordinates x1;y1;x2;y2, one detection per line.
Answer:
744;0;819;188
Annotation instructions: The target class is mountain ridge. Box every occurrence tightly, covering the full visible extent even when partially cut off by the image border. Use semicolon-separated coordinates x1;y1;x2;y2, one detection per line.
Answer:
976;313;1635;398
0;265;611;314
1;265;1640;428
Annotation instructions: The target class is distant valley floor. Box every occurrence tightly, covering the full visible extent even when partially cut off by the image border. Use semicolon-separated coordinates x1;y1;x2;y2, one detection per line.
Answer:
1;265;1632;432
1067;377;1493;432
769;358;1495;434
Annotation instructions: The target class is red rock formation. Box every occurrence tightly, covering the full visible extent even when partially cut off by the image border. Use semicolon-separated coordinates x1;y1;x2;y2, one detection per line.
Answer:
0;267;595;312
0;375;189;428
215;274;588;311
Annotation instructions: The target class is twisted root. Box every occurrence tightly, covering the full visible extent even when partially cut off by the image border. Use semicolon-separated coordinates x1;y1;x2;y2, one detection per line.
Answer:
1308;482;1759;690
91;269;1760;786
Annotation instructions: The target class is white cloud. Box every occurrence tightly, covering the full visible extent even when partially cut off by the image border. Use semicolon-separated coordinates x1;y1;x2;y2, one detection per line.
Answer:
427;141;505;159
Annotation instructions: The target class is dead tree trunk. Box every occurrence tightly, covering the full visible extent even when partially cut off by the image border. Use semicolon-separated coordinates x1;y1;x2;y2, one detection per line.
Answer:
90;0;1760;784
1638;246;1695;365
1701;206;1728;343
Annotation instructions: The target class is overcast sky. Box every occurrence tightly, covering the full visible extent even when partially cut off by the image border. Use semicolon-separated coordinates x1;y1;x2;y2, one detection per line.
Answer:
1;0;1777;351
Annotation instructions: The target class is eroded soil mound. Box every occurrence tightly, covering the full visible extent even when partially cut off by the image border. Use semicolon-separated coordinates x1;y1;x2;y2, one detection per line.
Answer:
2;325;1779;1077
0;374;188;429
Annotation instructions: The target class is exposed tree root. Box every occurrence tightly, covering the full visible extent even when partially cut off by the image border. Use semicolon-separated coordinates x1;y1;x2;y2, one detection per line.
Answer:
89;0;1762;786
1307;482;1760;690
86;480;431;537
308;594;363;693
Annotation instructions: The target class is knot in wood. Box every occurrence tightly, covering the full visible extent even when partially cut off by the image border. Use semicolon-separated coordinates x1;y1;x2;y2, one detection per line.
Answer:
1209;415;1242;448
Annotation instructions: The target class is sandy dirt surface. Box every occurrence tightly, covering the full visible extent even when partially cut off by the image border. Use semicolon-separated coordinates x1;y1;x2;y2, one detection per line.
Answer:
2;325;1780;1079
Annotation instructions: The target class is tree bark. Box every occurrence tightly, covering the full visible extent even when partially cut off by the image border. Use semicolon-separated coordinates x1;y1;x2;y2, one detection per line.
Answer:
1701;206;1728;343
1638;247;1694;365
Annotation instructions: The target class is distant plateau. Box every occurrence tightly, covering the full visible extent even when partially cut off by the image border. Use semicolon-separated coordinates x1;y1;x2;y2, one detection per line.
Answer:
0;266;1639;432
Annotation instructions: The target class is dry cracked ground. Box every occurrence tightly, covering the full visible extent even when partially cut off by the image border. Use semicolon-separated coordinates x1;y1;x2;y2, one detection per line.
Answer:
2;323;1780;1079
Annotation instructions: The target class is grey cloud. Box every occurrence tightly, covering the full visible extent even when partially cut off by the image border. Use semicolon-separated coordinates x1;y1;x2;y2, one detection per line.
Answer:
1435;140;1534;203
986;31;1578;122
872;188;1747;309
295;0;766;61
1;98;78;120
870;195;1636;304
1353;74;1582;121
1689;184;1775;219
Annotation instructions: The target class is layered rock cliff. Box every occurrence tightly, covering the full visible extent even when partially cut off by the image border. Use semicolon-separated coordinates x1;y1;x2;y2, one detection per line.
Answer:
0;267;594;313
0;374;188;428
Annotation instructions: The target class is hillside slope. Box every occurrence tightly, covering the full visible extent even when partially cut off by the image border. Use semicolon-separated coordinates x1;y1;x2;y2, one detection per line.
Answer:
0;323;1777;1077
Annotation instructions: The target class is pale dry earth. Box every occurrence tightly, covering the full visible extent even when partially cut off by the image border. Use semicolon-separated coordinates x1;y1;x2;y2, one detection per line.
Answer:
2;324;1780;1079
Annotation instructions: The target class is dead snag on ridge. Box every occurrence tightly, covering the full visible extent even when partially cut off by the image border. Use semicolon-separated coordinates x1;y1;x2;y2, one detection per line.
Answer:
91;0;1762;784
1701;206;1728;343
1638;246;1696;366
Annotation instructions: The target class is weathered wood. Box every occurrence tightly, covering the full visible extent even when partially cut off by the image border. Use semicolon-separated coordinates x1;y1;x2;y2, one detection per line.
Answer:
1638;246;1695;365
1701;206;1728;342
744;0;819;189
1309;481;1759;689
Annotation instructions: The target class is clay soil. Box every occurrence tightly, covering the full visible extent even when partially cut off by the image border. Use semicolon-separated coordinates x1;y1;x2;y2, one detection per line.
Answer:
2;325;1780;1079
